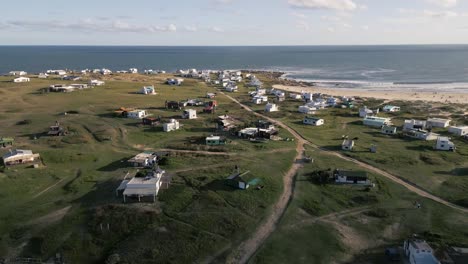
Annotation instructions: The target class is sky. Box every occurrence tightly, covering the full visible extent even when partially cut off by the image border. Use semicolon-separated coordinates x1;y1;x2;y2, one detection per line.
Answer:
1;0;468;45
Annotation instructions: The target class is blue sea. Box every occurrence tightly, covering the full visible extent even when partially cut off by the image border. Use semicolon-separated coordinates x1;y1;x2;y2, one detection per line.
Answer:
2;45;468;91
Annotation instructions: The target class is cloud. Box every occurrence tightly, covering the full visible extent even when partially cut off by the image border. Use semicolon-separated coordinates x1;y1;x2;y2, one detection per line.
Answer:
361;25;369;30
291;12;308;19
327;27;336;32
296;20;311;31
426;0;458;8
184;25;198;32
288;0;357;11
1;18;178;33
209;26;224;32
423;10;458;18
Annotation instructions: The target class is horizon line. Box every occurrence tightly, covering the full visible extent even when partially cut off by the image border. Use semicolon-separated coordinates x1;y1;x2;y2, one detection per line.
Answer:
1;43;468;47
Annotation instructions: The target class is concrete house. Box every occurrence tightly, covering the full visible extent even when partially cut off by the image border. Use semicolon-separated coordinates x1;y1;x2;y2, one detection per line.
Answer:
9;71;27;76
404;129;439;141
48;122;66;136
167;78;184;86
253;95;268;104
182;109;197;119
127;110;148;119
359;106;379;118
298;105;317;114
0;137;14;148
13;77;30;83
381;125;397;135
342;139;354;151
139;86;156;95
382;105;401;112
89;79;105;86
225;170;255;190
38;73;49;79
303;116;324;126
128;151;158;167
129;68;138;74
265;103;279;113
434;136;455;151
163;119;180;132
404;119;427;131
363;116;392;127
334;170;371;185
2;149;40;166
206;136;226;146
427;118;451;128
290;93;302;100
448;126;468;136
116;168;165;203
403;239;440;264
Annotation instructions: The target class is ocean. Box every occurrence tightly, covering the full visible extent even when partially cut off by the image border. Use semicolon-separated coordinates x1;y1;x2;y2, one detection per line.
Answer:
2;45;468;91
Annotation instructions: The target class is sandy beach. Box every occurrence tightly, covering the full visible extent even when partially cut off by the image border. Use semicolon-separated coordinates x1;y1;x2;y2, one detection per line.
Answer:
273;84;468;104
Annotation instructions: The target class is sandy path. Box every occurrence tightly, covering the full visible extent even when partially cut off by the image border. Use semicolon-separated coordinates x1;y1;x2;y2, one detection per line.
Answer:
220;91;467;264
274;84;468;104
222;92;306;264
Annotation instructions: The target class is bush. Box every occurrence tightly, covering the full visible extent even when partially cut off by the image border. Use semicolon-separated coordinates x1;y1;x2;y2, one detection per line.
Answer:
16;119;32;125
364;208;390;218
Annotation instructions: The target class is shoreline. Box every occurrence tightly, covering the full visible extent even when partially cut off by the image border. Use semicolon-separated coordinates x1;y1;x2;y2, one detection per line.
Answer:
273;84;468;104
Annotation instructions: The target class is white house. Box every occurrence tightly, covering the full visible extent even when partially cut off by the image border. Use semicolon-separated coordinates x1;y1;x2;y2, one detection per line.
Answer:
129;68;138;74
404;119;427;131
298;105;317;114
290;93;302;100
89;79;105;86
363;116;392;127
334;170;371;185
359;106;379;118
303;93;313;102
116;168;165;203
139;86;156;95
2;149;40;166
13;77;30;83
182;109;197;119
253;95;268;104
435;136;455;151
127;110;148;119
256;88;267;96
163;119;180;132
342;139;354;151
128;151;158;167
448;126;468;137
404;129;439;141
427;118;451;128
225;84;238;92
167;78;184;86
303;116;324;126
9;71;27;76
403;239;440;264
382;105;401;112
265;103;279;112
38;73;49;79
381;125;397;135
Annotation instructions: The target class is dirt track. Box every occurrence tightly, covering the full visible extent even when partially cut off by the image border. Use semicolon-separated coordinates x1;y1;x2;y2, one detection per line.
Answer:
221;92;468;264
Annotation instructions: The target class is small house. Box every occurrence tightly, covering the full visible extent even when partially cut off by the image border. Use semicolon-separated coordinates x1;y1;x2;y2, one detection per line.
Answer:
381;125;397;135
203;101;218;113
359;106;378;118
448;126;468;137
363;116;391;127
38;73;49;79
303;116;324;126
166;101;184;110
382;105;401;112
303;93;313;102
127;110;148;119
403;239;440;264
434;136;455;151
216;115;238;131
206;136;226;146
142;117;160;126
290;93;302;100
342;139;354;151
225;170;255;190
128;151;158;167
334;170;371;185
298;105;317;114
327;97;338;107
225;84;238;92
13;77;30;83
163;119;180;132
167;78;184;86
9;71;27;76
129;68;138;74
48;122;66;136
116;168;165;203
139;86;156;95
404;129;439;141
427;118;451;128
89;79;105;86
182;109;197;119
265;103;279;113
403;119;427;131
2;149;40;166
206;93;216;99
